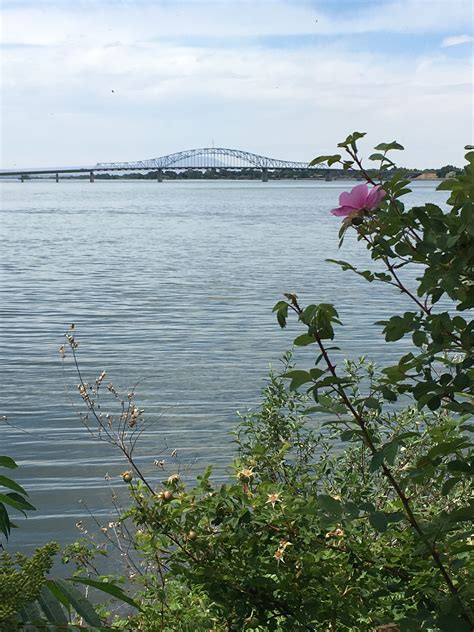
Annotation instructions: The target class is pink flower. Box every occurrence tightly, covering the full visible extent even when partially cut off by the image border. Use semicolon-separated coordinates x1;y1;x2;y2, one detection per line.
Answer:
330;183;386;217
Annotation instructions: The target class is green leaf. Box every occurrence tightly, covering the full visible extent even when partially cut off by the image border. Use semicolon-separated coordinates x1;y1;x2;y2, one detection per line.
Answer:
381;386;397;402
71;578;141;611
282;370;312;390
338;132;366;149
369;511;388;533
273;301;289;329
442;478;460;495
277;311;286;328
327;155;342;166
309;154;341;166
386;511;405;523
378;315;416;343
446;503;474;523
364;397;380;410
382;365;406;381
45;579;71;612
370;452;384;472
0;474;28;496
318;494;342;517
326;259;356;272
343;501;361;519
0;492;35;514
306;405;331;414
446;459;471;473
0;502;11;538
412;330;427;347
51;579;102;627
18;600;43;625
427;396;441;411
369;153;391;162
37;584;69;625
0;455;18;469
293;333;315;347
340;430;355;442
300;304;318;324
383;441;399;466
374;141;404;152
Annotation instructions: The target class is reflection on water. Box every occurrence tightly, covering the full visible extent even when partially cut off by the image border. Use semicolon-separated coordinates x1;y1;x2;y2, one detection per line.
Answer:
0;179;447;551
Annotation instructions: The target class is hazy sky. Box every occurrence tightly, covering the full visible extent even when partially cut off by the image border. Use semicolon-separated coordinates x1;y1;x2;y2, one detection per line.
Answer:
1;0;473;169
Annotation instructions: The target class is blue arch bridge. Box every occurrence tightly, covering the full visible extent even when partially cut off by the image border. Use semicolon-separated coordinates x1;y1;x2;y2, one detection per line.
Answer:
0;147;327;182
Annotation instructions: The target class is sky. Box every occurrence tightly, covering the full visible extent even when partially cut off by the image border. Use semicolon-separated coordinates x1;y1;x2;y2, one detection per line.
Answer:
0;0;473;169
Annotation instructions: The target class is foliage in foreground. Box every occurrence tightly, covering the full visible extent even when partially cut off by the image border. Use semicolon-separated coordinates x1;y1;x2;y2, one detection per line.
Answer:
111;368;470;631
62;136;473;631
127;138;472;630
2;134;473;630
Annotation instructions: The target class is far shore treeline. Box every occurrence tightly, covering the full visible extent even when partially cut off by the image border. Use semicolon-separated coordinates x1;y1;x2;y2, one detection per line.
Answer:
17;163;462;182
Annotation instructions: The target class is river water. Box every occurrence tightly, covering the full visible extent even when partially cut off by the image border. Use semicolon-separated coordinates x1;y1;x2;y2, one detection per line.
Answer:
0;179;447;552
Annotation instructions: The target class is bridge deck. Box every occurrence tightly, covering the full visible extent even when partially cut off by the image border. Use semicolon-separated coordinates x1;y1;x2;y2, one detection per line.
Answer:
0;147;319;176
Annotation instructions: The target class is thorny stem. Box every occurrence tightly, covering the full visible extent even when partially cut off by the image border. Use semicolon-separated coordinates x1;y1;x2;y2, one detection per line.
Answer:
345;147;377;187
385;258;429;312
358;231;465;349
287;295;473;628
358;233;430;314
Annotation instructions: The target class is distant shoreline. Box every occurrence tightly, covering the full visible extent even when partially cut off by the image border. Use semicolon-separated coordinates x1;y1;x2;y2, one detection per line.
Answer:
0;176;446;183
0;173;448;183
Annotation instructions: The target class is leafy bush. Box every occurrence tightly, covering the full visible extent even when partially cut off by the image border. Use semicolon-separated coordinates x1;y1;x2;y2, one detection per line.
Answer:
0;454;35;540
56;135;473;630
0;543;58;628
0;456;138;630
110;366;471;631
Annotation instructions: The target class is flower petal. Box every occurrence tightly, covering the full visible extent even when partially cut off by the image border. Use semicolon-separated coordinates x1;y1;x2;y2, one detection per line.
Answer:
366;185;386;209
339;183;368;210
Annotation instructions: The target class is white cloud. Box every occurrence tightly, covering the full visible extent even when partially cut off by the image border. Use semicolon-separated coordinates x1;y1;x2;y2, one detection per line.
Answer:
441;34;474;47
0;1;472;168
1;0;473;47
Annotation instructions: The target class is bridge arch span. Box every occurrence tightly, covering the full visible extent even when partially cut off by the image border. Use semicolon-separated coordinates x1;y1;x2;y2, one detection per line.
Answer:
96;147;312;171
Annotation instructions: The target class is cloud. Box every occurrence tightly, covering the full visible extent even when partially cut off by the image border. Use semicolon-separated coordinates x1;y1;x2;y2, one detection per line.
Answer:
1;0;473;48
441;34;474;48
1;0;472;168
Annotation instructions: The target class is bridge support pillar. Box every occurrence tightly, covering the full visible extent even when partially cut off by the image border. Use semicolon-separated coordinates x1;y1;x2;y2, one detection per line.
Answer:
261;168;268;182
55;173;59;183
89;171;95;183
20;174;25;183
157;169;163;182
325;170;332;182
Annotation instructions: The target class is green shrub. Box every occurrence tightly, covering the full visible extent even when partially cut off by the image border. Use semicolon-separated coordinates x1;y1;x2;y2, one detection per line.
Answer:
62;135;473;631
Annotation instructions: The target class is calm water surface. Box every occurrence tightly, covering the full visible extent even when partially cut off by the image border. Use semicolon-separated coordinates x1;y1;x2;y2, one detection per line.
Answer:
0;179;447;551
